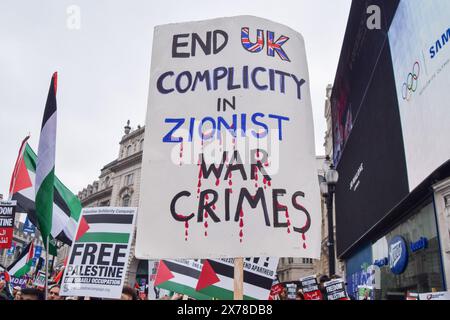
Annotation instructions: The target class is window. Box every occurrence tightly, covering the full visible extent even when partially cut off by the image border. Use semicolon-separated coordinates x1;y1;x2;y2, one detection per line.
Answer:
125;173;134;186
140;139;144;151
105;176;110;187
302;258;313;264
126;145;132;157
288;258;294;264
122;195;131;207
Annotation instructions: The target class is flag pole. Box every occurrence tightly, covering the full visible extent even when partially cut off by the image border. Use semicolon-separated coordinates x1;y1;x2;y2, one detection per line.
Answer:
233;257;244;300
45;236;49;300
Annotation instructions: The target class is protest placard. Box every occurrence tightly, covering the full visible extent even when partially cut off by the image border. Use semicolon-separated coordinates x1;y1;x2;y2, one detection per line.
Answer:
299;275;323;300
136;15;320;259
60;207;137;299
0;201;17;249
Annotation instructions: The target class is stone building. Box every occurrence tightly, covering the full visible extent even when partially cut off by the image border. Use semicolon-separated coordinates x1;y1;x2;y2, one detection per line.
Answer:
78;121;145;286
313;84;345;279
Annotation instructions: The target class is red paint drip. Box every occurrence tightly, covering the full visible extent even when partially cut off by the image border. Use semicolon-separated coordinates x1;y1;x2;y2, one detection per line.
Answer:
184;220;189;241
264;162;269;167
239;218;244;228
197;180;201;188
229;179;232;186
239;209;244;218
255;183;258;188
256;149;260;158
268;180;271;187
204;221;208;228
212;204;216;210
239;229;243;238
205;194;209;200
205;231;208;237
215;178;220;186
303;243;307;249
179;142;183;166
302;233;306;241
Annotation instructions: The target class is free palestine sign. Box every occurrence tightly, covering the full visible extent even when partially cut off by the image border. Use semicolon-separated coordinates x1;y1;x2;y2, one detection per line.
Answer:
137;16;320;259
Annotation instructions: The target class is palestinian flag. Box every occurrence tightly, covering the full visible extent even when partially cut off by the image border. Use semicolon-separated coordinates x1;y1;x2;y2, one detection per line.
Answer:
10;140;81;245
154;260;212;300
197;258;278;300
74;210;135;244
7;242;34;278
0;265;11;283
35;72;58;246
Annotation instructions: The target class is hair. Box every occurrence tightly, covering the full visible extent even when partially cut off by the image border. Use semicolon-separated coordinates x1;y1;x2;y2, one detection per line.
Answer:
21;288;45;300
49;284;60;291
122;285;138;300
319;275;330;283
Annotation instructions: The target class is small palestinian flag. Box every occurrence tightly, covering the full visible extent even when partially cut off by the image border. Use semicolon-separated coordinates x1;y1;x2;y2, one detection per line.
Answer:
74;209;135;244
7;242;34;278
154;260;212;300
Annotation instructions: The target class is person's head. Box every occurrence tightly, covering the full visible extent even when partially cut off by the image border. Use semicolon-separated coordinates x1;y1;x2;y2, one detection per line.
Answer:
121;285;137;300
13;286;21;296
48;284;63;300
296;290;304;300
319;275;330;289
14;290;22;300
21;288;45;300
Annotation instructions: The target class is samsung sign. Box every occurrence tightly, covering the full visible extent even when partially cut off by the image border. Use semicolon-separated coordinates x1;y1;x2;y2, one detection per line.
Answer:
389;236;408;275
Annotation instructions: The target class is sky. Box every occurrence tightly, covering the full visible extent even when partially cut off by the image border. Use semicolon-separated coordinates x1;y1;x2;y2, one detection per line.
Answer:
0;0;351;197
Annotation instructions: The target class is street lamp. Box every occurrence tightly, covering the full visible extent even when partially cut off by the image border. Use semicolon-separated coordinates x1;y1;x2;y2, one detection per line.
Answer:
320;155;339;277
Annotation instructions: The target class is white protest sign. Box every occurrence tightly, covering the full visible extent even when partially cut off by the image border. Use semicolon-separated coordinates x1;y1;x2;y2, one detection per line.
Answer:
60;207;137;299
33;271;46;289
198;257;278;300
137;15;320;259
418;291;450;300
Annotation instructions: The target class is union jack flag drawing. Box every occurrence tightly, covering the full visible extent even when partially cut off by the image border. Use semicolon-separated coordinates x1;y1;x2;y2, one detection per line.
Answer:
267;31;290;61
241;27;264;53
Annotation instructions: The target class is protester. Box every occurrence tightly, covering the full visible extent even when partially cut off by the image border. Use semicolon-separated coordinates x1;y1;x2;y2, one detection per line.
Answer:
296;289;305;300
48;284;64;300
279;287;288;300
12;286;21;298
121;285;138;300
0;280;13;300
21;288;45;300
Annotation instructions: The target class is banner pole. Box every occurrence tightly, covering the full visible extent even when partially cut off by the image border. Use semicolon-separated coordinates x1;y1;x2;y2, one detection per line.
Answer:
233;257;244;300
45;236;49;300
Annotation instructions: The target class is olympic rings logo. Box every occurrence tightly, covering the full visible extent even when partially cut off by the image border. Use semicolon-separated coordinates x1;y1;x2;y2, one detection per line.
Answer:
402;61;420;101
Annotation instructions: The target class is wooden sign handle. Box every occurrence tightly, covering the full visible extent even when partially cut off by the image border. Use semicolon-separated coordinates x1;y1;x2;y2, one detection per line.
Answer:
233;257;244;300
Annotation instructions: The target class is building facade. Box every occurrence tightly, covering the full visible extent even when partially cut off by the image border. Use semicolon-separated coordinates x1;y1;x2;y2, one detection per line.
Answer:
331;0;449;299
312;85;345;279
78;121;145;286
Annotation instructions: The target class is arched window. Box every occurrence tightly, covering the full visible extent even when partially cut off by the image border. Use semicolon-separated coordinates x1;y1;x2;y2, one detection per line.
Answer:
122;194;131;207
126;145;132;157
105;176;110;187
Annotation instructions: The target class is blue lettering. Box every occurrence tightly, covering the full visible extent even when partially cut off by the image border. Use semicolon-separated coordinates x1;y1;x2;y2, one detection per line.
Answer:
252;67;268;90
192;71;211;91
175;71;192;93
268;114;290;140
162;118;184;143
217;115;237;137
157;71;175;94
251;113;269;138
